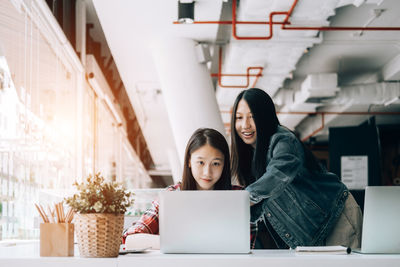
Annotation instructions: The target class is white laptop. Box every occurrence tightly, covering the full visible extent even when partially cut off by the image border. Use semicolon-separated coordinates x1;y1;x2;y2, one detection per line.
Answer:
355;186;400;254
159;190;250;254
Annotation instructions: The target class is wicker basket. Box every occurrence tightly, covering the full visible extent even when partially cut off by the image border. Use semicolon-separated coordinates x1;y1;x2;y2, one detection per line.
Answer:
75;213;124;257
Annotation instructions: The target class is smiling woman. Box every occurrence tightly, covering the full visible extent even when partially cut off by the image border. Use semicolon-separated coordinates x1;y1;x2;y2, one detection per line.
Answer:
230;88;362;249
235;100;257;148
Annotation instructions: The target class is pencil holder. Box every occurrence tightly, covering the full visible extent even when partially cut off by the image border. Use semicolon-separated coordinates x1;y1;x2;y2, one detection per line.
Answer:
40;223;74;257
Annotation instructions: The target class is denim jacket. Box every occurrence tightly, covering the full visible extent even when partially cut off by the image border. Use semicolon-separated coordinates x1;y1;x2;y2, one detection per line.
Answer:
246;126;348;248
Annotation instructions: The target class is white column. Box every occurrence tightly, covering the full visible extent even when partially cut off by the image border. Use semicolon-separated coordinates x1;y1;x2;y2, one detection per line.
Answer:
152;37;225;166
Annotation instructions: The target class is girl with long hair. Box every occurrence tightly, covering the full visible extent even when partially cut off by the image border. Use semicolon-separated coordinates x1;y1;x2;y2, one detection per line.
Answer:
231;88;362;249
123;128;239;241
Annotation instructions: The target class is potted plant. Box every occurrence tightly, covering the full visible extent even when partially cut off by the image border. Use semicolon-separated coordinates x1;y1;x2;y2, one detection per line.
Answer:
65;173;134;257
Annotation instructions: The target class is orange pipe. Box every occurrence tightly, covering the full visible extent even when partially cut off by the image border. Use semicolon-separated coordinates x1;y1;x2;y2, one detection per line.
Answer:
211;73;261;78
282;1;400;31
173;21;282;25
283;25;400;31
174;0;400;40
216;46;263;88
232;0;290;40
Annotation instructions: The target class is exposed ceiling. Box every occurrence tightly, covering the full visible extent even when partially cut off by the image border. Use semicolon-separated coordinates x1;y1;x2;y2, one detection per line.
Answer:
90;0;400;179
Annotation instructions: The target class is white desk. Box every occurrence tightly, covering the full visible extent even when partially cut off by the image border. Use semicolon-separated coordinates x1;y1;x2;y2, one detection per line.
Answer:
118;250;400;267
1;242;400;267
0;241;114;267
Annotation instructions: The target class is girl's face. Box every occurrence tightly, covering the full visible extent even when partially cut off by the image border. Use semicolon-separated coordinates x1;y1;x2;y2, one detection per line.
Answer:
235;99;257;148
189;144;224;190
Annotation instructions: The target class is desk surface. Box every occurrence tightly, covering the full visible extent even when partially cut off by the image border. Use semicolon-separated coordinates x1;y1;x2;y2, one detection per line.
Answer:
1;241;399;267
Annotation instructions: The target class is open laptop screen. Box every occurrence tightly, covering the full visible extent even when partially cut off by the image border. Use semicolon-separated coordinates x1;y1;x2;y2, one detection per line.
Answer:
159;190;250;254
359;186;400;254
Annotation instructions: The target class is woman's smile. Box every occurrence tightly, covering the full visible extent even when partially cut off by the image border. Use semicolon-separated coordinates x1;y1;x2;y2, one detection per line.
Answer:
235;99;257;148
241;131;255;138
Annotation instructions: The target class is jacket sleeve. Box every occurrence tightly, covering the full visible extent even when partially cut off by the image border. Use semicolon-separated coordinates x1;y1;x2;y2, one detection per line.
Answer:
246;134;304;204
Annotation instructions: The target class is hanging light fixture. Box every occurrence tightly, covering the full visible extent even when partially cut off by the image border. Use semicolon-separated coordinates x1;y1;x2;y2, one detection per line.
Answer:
178;0;194;24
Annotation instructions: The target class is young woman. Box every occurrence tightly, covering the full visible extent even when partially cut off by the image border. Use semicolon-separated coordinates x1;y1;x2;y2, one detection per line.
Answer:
123;128;241;241
231;88;362;249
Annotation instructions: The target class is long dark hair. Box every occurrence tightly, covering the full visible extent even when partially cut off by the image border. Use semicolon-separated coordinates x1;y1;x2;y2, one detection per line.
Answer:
231;88;323;187
231;88;280;186
181;128;232;190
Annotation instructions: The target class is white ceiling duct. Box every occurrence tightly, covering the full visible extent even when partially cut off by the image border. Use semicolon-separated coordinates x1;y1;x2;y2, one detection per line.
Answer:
296;73;340;103
296;82;400;140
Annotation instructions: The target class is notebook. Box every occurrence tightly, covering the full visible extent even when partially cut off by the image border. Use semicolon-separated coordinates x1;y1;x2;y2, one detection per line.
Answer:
159;190;250;254
354;186;400;254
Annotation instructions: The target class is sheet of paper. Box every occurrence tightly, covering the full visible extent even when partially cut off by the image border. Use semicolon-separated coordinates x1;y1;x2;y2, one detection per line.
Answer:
341;156;368;190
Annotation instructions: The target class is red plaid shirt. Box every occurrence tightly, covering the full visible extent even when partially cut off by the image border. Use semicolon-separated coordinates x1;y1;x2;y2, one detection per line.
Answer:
122;183;257;249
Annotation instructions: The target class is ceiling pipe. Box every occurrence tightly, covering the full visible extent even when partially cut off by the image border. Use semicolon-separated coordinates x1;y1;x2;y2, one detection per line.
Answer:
173;21;272;25
281;1;400;32
174;0;400;40
232;0;290;40
212;46;263;88
233;0;400;40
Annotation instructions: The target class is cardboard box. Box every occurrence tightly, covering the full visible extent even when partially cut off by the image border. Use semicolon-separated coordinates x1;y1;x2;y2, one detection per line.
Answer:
40;223;74;257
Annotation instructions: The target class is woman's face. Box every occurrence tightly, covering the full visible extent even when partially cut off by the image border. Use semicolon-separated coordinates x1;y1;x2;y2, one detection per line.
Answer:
189;144;224;190
235;99;257;148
